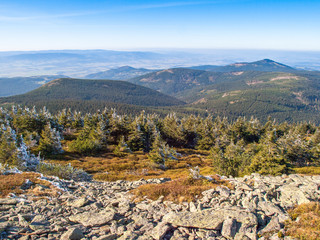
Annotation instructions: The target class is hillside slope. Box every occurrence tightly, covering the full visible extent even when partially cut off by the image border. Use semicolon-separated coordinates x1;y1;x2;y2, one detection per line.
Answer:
0;78;185;107
129;68;223;95
182;71;320;123
129;64;297;96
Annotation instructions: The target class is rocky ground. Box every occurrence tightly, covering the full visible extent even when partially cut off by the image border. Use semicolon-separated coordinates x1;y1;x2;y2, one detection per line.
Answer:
0;173;320;240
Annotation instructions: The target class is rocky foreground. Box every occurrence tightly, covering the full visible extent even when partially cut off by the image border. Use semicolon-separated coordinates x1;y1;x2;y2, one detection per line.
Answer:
0;173;320;240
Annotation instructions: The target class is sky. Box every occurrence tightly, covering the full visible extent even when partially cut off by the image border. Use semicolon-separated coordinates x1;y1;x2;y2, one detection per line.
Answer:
0;0;319;51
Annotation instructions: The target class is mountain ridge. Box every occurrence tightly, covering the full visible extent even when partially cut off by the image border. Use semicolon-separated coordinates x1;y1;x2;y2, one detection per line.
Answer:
0;78;185;108
85;66;156;80
189;59;296;73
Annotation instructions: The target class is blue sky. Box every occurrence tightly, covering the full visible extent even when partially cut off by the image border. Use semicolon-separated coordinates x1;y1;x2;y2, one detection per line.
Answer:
0;0;319;51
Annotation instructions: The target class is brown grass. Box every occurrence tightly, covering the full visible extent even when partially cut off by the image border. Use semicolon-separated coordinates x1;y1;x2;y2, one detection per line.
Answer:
48;147;214;181
285;202;320;240
0;172;61;198
294;167;320;175
131;175;232;203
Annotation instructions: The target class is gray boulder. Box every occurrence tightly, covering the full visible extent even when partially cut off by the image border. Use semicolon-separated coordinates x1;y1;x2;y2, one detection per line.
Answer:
69;210;115;227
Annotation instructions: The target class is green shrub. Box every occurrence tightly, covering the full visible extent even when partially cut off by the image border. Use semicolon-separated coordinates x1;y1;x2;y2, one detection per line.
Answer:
37;162;92;181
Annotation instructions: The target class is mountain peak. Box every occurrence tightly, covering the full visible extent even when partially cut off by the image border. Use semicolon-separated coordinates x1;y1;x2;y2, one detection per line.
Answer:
223;59;295;72
259;59;276;63
117;66;136;70
252;59;294;69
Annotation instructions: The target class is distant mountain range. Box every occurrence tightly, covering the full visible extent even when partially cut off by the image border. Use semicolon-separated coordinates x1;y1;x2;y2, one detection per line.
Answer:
1;59;320;123
0;50;164;78
124;60;320;122
127;59;296;95
85;66;156;80
189;59;296;72
1;49;320;78
1;59;295;97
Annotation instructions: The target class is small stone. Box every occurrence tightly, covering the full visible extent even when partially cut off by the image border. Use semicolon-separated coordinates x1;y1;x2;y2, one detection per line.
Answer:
18;214;29;228
0;198;18;205
259;216;282;235
18;236;29;240
69;197;89;208
20;179;34;190
96;233;118;240
216;186;231;197
29;215;49;231
189;202;197;212
221;217;237;239
61;228;84;240
150;222;172;240
0;221;9;232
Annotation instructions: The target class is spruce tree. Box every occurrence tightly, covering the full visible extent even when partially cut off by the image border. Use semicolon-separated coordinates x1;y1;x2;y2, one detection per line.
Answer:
38;123;63;156
127;122;145;151
0;125;18;167
114;136;131;156
148;133;178;167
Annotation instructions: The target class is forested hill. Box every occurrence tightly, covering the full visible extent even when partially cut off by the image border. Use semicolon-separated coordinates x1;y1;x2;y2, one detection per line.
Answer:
129;68;221;95
0;78;185;108
128;60;296;96
179;70;320;123
2;60;320;124
85;66;156;80
190;59;296;72
121;58;320;123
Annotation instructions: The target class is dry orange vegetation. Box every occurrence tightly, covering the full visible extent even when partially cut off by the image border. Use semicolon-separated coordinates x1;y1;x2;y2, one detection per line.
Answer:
0;172;60;198
285;202;320;240
48;148;214;181
132;175;232;203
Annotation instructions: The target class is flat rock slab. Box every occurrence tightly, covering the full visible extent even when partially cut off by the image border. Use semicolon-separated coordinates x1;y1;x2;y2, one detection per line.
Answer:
164;206;257;229
163;206;258;239
68;197;89;208
69;210;115;227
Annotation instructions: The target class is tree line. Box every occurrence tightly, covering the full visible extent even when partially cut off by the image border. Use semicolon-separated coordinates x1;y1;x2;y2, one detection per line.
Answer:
1;105;320;177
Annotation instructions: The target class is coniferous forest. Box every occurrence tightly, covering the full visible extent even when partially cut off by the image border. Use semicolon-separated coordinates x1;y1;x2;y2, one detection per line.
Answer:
1;105;320;180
